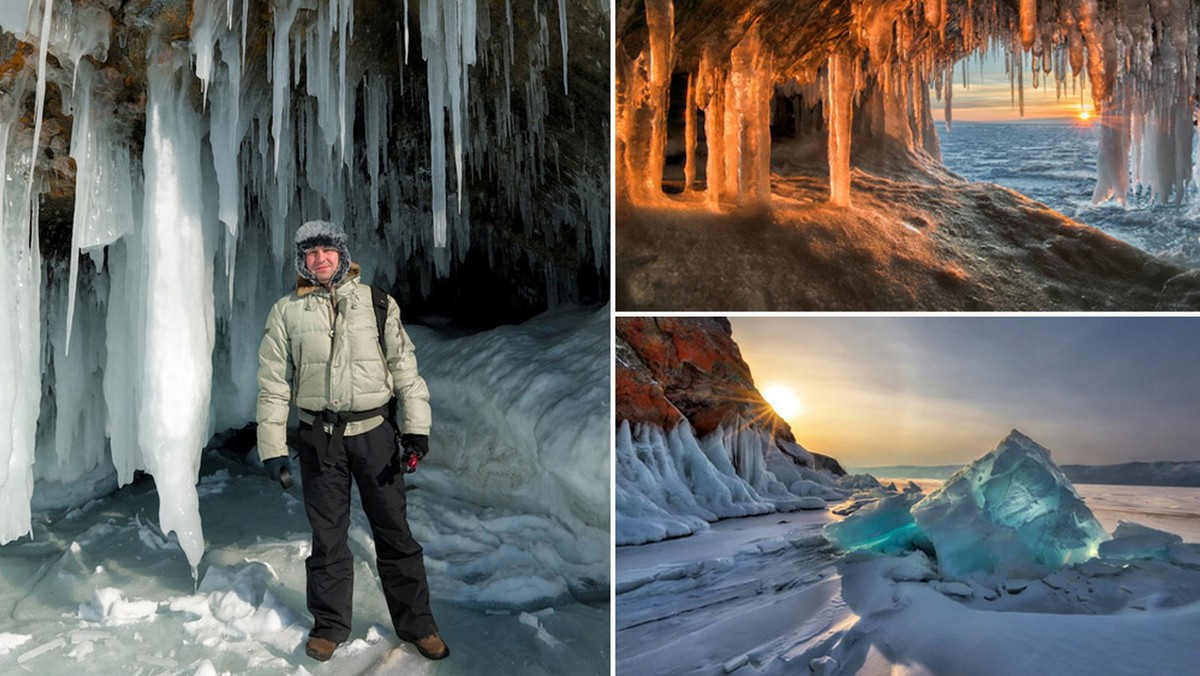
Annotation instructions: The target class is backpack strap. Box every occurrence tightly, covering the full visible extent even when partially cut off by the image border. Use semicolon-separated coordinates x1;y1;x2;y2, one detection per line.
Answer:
369;285;400;431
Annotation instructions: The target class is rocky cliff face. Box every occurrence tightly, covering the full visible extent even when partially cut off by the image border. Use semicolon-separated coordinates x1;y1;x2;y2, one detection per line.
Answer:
616;316;831;472
615;316;849;545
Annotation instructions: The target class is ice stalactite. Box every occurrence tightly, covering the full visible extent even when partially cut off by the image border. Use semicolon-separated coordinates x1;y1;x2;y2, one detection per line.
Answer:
420;0;477;247
137;49;216;574
827;52;855;207
65;60;135;353
0;119;42;544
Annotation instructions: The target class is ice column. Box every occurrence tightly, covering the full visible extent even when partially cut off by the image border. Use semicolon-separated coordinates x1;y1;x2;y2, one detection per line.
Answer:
697;48;727;208
137;51;216;573
724;25;772;208
827;53;854;207
683;71;697;191
643;0;674;200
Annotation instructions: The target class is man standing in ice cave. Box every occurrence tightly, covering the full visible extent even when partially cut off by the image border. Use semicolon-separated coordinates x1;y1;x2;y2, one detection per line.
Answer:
255;220;449;663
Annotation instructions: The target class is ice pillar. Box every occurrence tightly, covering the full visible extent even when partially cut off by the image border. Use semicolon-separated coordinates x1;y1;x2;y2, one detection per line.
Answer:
725;25;772;209
644;0;675;200
827;53;854;208
697;48;727;208
683;71;697;191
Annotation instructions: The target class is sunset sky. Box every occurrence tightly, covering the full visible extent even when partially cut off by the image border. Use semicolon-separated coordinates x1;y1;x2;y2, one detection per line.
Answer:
730;317;1200;468
941;47;1093;122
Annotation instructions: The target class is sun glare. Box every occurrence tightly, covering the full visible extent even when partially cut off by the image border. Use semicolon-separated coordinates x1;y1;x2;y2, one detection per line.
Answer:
761;383;803;419
1078;109;1091;121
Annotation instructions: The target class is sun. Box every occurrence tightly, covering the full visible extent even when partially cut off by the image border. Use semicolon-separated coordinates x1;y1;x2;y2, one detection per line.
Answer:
761;383;803;420
1078;109;1091;121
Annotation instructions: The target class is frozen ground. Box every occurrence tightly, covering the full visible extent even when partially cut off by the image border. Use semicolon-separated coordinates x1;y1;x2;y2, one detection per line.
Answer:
616;484;1200;675
0;451;609;675
616;137;1200;311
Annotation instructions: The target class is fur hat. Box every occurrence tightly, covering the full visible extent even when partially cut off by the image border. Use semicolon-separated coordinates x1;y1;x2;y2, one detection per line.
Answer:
295;220;351;287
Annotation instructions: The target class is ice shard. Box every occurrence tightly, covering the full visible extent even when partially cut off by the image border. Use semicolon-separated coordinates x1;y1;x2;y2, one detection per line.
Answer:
823;491;927;554
912;430;1107;578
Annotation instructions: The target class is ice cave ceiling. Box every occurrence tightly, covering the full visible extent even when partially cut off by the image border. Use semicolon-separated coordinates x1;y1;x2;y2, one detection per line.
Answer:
2;0;610;322
616;0;1199;208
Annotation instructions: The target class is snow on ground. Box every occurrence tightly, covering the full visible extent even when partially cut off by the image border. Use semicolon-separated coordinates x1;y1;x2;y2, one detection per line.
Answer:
617;484;1200;675
1;307;610;675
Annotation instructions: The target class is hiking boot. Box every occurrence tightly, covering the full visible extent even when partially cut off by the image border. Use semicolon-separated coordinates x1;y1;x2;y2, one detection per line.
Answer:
411;634;450;660
305;636;339;662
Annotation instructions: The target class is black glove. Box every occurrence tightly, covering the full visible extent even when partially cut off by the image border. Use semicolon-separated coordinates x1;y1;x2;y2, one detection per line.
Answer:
379;433;428;486
263;456;293;490
401;434;429;460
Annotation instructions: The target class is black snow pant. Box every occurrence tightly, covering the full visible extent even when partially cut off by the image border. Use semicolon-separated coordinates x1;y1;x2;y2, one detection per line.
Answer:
297;419;438;643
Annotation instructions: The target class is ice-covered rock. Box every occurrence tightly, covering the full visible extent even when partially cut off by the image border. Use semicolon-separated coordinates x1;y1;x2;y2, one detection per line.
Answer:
912;430;1108;578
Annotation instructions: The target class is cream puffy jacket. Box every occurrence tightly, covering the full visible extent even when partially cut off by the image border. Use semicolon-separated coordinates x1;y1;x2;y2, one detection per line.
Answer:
256;264;432;461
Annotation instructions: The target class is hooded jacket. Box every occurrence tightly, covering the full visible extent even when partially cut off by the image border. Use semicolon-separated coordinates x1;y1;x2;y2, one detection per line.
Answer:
256;263;432;461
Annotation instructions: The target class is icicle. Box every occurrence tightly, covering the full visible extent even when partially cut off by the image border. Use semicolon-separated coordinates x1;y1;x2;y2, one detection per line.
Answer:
1093;86;1132;205
827;52;854;208
420;0;478;246
557;0;568;94
944;64;952;130
139;47;216;575
0;117;43;545
1017;51;1025;117
21;0;53;236
1020;0;1037;50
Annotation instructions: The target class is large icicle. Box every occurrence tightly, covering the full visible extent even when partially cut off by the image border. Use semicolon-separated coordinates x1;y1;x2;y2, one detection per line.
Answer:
138;49;216;574
0;120;42;545
420;0;477;247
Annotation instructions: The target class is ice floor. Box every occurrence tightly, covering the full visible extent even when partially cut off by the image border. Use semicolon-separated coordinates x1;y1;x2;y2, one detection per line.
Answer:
616;485;1200;676
0;449;609;675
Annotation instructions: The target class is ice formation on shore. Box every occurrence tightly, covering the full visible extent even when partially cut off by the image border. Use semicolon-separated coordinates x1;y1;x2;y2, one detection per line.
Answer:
617;418;847;546
616;0;1199;208
826;430;1110;578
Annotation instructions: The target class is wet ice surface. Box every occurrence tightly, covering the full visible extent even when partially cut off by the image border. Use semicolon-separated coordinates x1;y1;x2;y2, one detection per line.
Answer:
0;453;609;675
617;485;1200;675
937;121;1200;268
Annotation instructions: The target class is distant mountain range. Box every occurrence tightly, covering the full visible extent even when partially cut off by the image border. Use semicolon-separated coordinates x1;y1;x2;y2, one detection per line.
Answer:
849;461;1200;488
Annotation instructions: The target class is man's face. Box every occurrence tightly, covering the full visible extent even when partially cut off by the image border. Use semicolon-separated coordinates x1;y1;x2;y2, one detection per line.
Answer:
305;246;340;285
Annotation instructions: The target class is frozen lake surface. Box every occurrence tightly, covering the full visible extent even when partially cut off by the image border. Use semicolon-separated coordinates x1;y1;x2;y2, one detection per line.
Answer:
617;483;1200;675
937;121;1200;268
